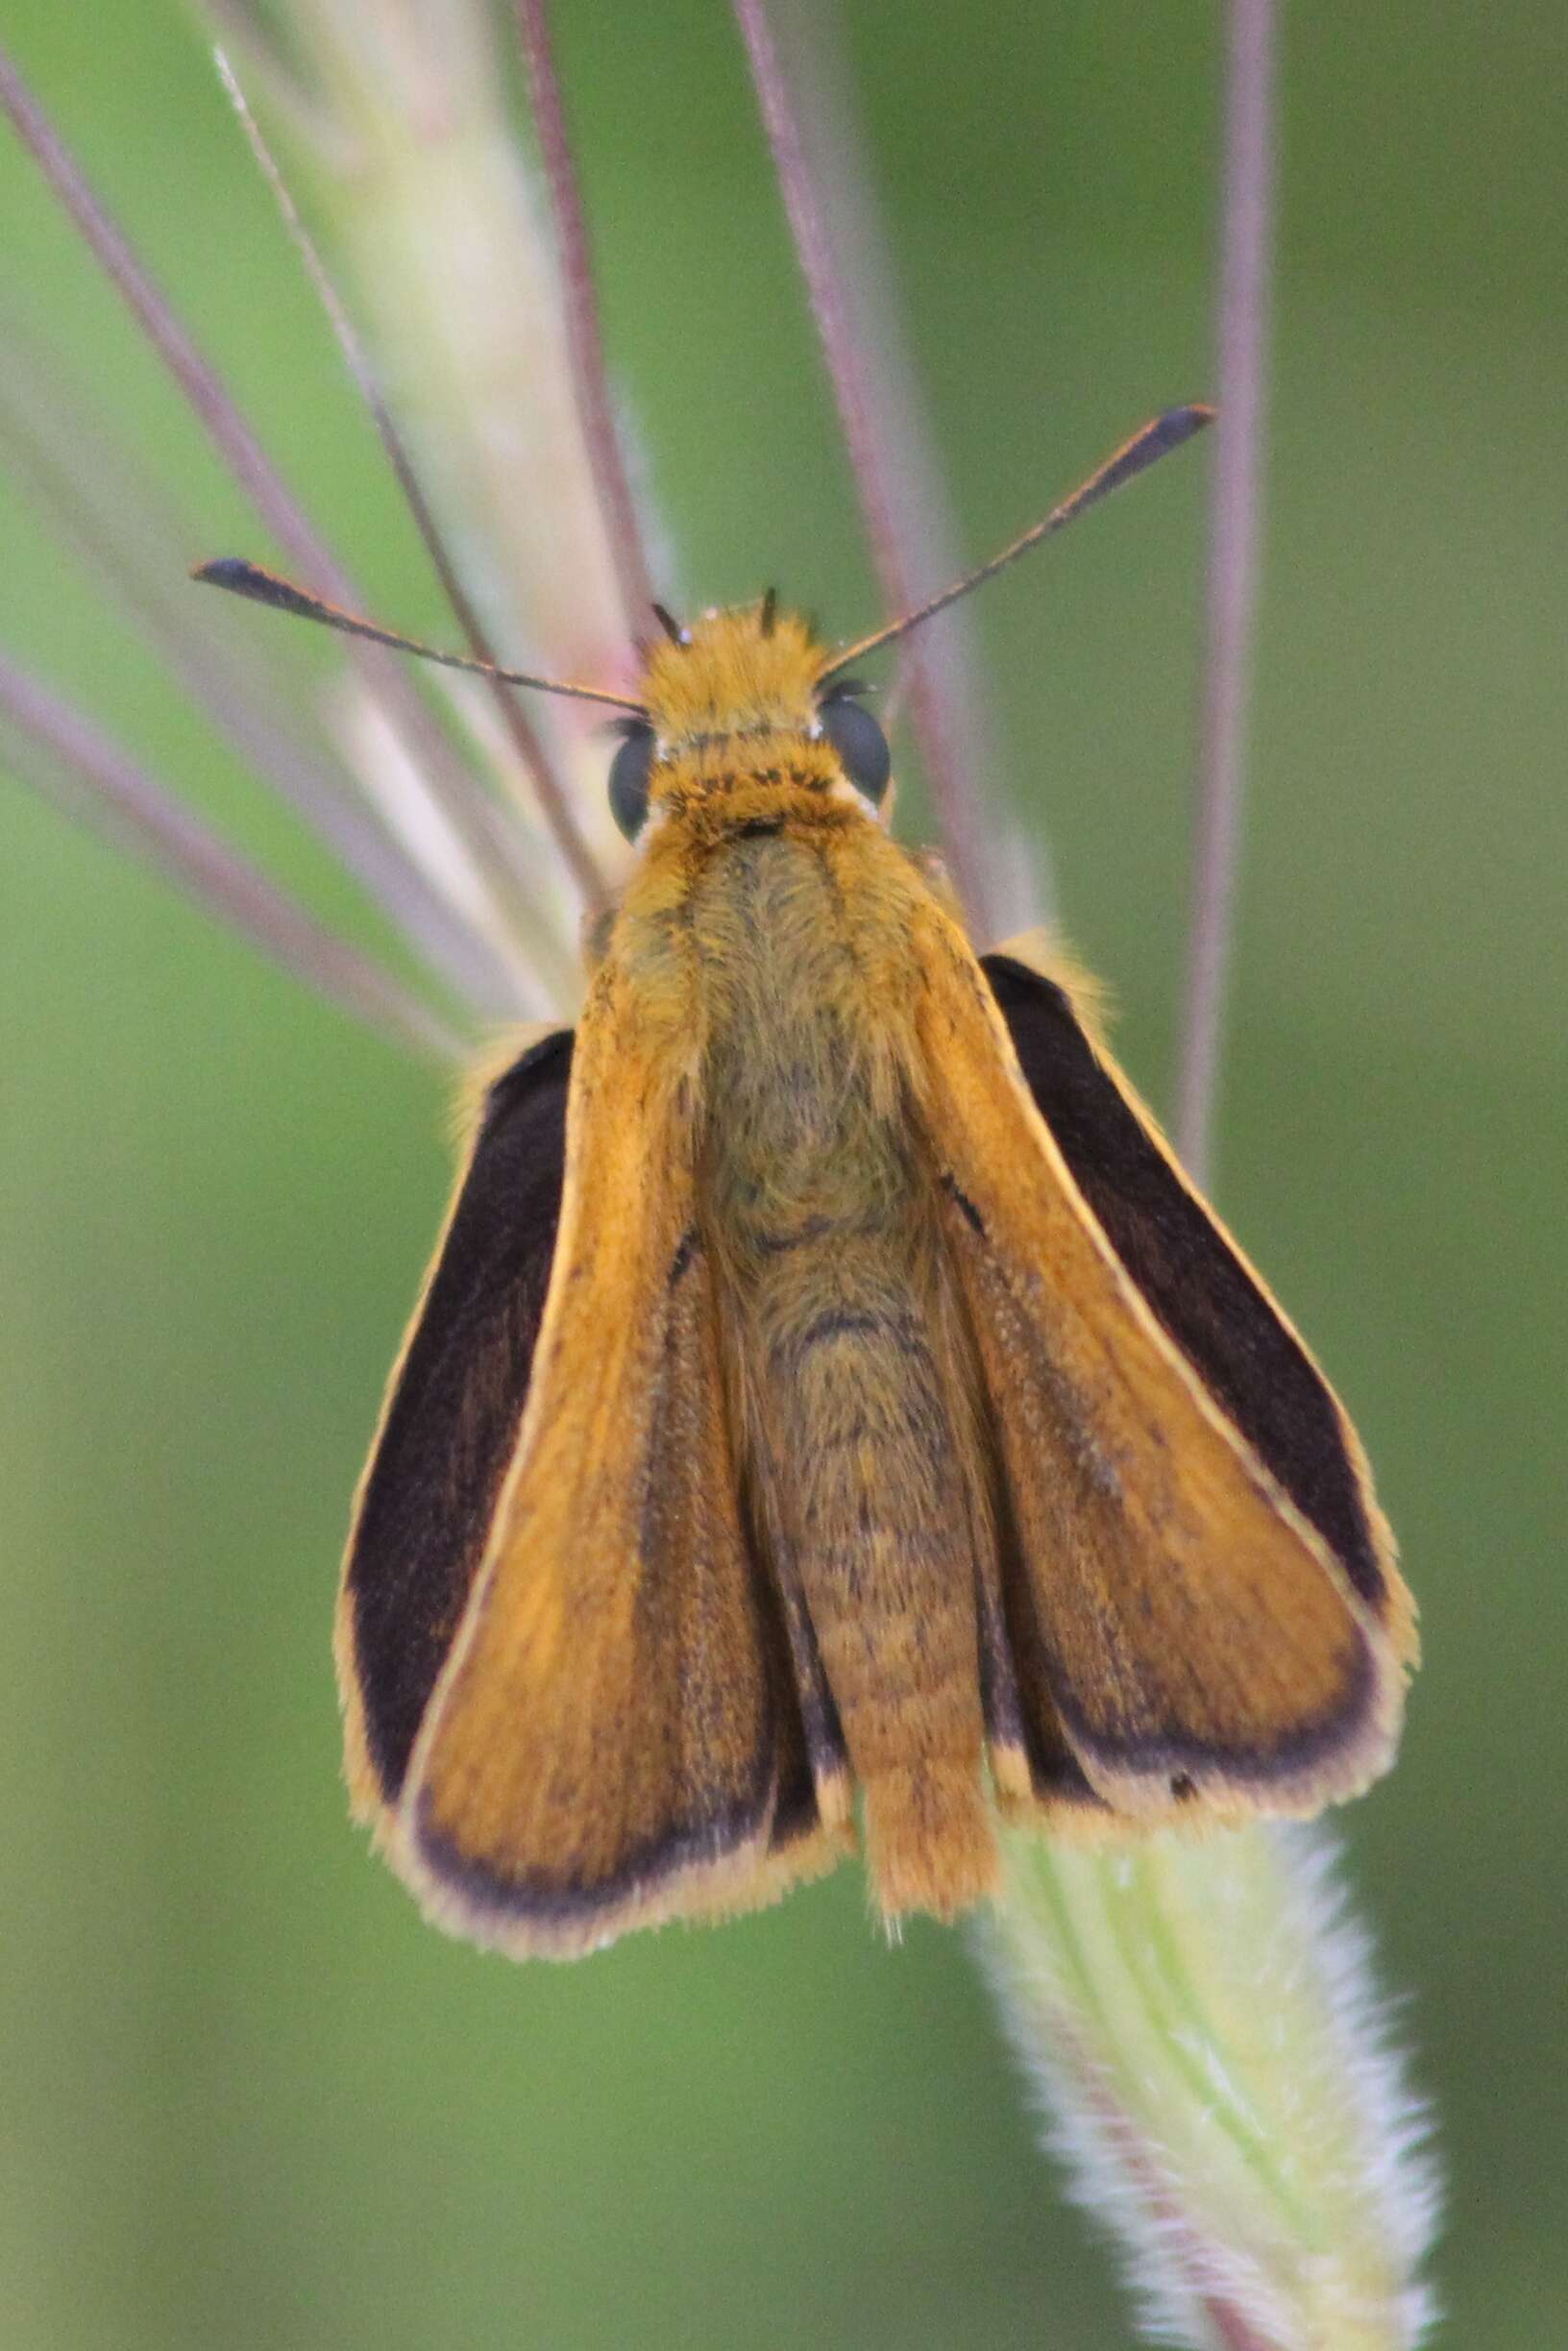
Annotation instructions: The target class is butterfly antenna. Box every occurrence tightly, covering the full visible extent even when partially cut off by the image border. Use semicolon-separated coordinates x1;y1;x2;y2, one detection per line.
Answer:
649;600;688;646
820;404;1213;679
194;557;649;713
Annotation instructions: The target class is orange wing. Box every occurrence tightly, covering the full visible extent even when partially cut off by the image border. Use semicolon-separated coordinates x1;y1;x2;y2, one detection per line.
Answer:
909;914;1415;1829
389;967;844;1957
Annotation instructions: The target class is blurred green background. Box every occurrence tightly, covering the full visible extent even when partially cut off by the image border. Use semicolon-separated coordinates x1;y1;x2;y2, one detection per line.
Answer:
1;4;1563;2345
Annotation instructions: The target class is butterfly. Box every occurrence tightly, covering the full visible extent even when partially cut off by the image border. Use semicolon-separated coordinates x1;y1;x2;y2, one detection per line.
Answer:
201;408;1416;1957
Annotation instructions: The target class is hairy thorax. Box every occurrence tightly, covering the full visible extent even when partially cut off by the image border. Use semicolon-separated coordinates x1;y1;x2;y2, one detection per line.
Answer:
692;827;914;1272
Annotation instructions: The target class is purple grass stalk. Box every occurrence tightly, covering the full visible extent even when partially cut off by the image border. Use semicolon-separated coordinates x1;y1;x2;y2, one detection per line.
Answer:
729;0;1003;934
1175;0;1277;1185
212;46;611;916
0;44;335;589
512;0;655;636
1157;12;1284;2331
0;40;549;976
0;649;461;1063
0;306;553;1014
0;367;511;1007
0;344;347;777
0;527;512;1023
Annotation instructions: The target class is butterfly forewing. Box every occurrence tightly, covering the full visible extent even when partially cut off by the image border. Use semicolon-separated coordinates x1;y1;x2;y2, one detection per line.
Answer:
392;965;845;1957
981;946;1410;1642
909;912;1412;1822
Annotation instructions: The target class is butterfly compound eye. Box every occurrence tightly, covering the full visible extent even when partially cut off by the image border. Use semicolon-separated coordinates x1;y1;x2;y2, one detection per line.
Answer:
819;694;891;804
607;723;656;841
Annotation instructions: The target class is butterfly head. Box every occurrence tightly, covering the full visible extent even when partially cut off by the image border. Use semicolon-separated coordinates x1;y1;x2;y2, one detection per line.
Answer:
607;598;893;844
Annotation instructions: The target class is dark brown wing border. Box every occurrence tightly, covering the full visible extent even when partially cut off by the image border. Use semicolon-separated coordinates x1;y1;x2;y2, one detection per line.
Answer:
342;1029;573;1802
